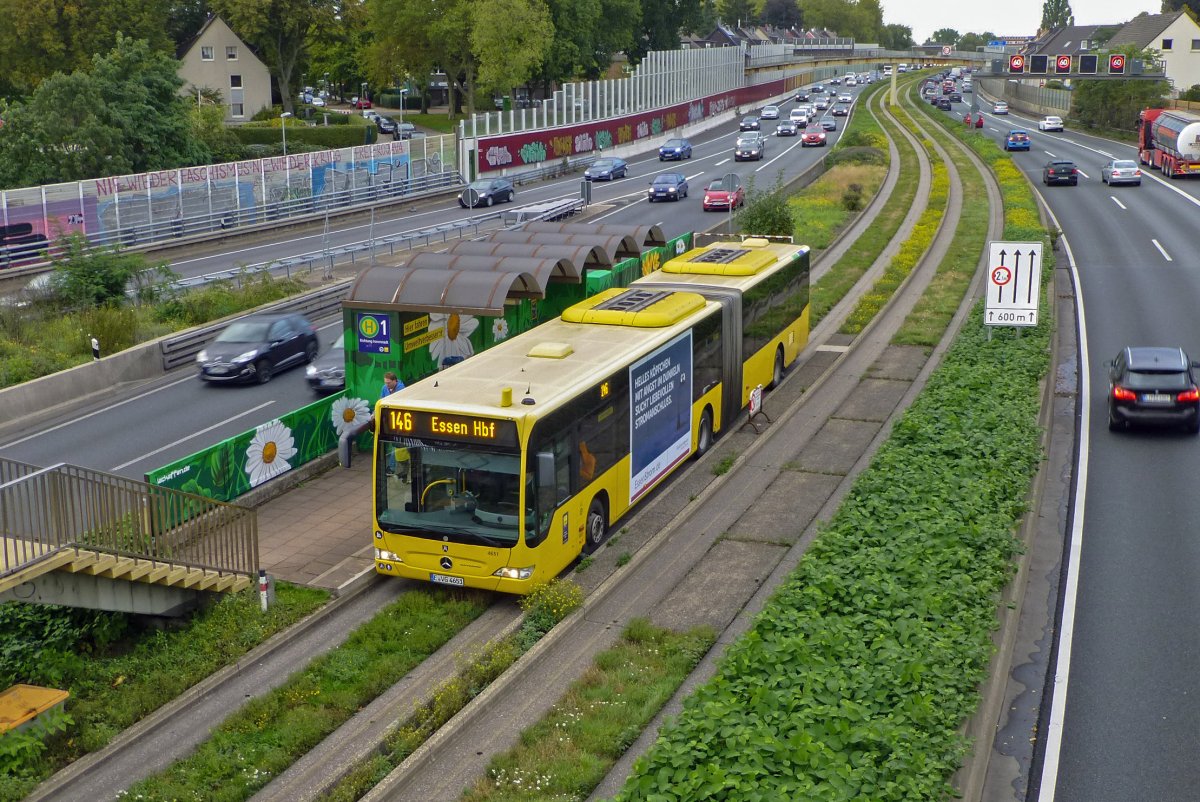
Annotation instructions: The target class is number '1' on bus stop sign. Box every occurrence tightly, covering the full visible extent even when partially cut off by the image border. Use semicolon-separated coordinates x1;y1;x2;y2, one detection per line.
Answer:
357;312;391;354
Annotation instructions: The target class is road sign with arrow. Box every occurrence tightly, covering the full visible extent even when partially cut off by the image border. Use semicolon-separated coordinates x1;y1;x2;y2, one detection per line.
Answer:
986;241;1041;327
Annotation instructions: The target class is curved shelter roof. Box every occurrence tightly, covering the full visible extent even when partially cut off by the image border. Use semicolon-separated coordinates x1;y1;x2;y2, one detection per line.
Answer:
447;241;613;271
487;231;641;261
347;266;543;315
406;251;580;285
521;221;667;247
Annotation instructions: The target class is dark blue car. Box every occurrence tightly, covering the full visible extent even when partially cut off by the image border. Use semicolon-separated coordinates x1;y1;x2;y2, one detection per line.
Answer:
647;172;688;202
658;138;692;161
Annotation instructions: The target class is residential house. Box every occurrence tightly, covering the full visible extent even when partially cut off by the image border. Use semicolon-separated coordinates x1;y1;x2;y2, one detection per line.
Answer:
1025;24;1112;60
177;16;272;123
1106;11;1200;95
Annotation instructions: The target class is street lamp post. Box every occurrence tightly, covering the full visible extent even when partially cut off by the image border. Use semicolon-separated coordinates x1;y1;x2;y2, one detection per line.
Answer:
399;88;408;128
280;111;292;156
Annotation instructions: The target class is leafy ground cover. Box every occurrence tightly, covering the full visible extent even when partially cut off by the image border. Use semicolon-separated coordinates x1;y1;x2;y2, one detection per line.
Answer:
0;584;328;802
605;90;1052;802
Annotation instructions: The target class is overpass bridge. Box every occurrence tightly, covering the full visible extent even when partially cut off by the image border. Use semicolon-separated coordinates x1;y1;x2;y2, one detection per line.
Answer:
1;457;257;616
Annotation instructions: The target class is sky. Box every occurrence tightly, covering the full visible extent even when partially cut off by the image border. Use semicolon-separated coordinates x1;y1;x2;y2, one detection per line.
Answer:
883;0;1165;44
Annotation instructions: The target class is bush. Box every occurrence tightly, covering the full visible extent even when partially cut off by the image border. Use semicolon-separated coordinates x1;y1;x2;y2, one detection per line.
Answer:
825;145;887;167
841;182;865;211
229;124;376;149
734;176;795;238
50;235;148;309
1180;84;1200;102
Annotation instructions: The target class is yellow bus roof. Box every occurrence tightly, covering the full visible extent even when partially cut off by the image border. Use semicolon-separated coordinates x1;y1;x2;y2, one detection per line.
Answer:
637;238;808;292
383;292;722;421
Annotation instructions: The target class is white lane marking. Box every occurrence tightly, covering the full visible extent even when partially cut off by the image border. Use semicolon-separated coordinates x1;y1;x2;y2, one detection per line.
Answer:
715;158;730;166
1152;239;1173;261
110;401;276;472
1045;150;1058;158
756;138;806;171
1076;170;1089;179
2;373;200;448
1036;210;1088;802
1110;196;1126;210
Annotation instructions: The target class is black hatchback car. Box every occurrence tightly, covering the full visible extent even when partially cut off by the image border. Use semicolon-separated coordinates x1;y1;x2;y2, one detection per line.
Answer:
460;178;515;207
1108;346;1200;433
1043;160;1078;186
198;312;319;384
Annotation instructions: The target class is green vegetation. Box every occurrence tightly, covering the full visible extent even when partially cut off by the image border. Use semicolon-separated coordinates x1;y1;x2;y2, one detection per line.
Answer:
322;581;584;802
122;590;490;802
0;585;328;802
0;246;312;389
461;620;714;802
607;78;1050;802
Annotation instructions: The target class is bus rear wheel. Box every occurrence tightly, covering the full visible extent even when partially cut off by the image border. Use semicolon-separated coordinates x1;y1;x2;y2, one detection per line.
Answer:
769;348;785;389
696;409;714;456
585;498;608;553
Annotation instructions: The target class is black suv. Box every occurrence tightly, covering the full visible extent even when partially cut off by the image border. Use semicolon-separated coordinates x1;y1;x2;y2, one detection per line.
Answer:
1043;160;1078;186
1108;346;1200;433
376;116;398;135
198;312;320;384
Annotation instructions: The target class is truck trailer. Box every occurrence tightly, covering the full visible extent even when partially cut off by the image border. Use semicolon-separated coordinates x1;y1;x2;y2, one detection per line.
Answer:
1138;108;1200;178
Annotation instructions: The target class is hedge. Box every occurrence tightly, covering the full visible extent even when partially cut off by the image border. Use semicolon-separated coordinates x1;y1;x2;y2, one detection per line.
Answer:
229;124;377;149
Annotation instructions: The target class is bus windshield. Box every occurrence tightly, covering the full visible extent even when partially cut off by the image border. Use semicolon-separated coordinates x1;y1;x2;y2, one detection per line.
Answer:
376;442;528;547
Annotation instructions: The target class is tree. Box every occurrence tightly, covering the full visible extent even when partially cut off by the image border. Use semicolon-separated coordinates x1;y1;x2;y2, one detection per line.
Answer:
1073;73;1168;130
0;0;174;97
1161;0;1200;17
0;36;210;189
931;28;960;45
472;0;555;96
880;23;914;50
209;0;339;114
1041;0;1073;31
957;31;995;51
367;0;441;112
735;176;794;238
307;0;371;102
718;0;756;27
761;0;801;28
631;0;695;63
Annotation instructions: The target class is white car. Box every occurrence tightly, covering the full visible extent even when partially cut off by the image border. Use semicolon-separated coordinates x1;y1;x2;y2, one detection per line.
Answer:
311;96;326;107
1038;115;1064;132
837;93;852;104
845;77;857;86
761;105;780;120
993;101;1009;114
789;106;811;124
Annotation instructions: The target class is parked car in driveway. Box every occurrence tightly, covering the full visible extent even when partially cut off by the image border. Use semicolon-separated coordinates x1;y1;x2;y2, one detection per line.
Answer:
1042;159;1078;185
376;116;398;135
198;313;319;385
1004;130;1031;151
351;97;372;109
584;157;628;180
647;172;689;201
1038;115;1064;132
1108;346;1200;433
306;333;346;394
658;138;692;160
702;177;745;211
1101;159;1142;186
460;178;515;207
734;133;766;160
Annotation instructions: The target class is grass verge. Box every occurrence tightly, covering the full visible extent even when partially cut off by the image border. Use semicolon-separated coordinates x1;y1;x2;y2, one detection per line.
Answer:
120;589;493;801
0;584;328;802
460;619;715;802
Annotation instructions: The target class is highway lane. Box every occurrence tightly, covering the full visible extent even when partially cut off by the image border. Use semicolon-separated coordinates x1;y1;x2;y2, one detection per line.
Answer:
0;82;870;477
944;87;1200;800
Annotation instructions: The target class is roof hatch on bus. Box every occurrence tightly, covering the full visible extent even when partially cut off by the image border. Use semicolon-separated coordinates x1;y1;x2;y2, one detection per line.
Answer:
664;238;780;276
561;287;706;327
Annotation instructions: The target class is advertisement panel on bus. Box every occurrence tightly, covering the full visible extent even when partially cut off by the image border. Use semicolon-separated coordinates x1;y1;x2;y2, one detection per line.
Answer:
629;330;693;503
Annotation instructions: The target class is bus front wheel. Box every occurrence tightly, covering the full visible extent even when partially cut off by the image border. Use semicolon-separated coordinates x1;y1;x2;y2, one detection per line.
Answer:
585;498;608;553
769;348;785;389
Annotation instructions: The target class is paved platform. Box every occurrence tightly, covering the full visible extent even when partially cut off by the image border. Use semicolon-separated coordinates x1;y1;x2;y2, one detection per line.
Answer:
256;458;377;593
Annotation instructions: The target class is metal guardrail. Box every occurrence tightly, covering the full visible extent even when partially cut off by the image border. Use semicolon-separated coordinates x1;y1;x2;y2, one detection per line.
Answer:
160;281;353;370
500;197;586;225
1;462;257;582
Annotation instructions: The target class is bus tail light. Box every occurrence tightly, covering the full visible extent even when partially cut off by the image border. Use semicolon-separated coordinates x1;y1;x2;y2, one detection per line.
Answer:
493;566;535;580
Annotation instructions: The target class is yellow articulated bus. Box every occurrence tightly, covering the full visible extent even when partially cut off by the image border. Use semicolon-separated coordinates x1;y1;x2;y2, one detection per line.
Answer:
372;238;810;593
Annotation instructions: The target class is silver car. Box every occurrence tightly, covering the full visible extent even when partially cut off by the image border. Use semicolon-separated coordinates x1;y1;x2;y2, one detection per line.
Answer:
1101;159;1142;186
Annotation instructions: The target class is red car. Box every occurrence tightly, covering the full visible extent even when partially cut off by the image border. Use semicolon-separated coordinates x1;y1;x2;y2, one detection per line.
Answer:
352;97;373;109
702;178;745;212
801;126;827;147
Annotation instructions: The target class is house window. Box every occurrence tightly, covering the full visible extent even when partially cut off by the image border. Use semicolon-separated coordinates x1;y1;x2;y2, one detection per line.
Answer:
226;45;238;60
1191;38;1200;50
231;103;244;118
201;46;214;61
230;75;242;88
1162;38;1173;50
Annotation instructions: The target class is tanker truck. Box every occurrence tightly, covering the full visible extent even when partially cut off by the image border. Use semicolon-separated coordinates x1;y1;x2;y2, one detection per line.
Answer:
1138;108;1200;178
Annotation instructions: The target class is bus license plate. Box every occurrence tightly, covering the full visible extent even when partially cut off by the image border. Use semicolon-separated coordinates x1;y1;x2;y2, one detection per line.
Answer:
429;573;465;587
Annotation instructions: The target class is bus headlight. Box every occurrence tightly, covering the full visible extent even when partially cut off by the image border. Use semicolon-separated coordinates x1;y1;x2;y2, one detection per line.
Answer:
375;548;402;563
492;566;534;580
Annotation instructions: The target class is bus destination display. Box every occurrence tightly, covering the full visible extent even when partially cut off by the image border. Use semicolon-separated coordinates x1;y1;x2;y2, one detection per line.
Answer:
381;409;519;448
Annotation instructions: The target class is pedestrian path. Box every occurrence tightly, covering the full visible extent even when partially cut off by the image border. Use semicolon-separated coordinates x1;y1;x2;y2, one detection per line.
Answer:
257;459;377;593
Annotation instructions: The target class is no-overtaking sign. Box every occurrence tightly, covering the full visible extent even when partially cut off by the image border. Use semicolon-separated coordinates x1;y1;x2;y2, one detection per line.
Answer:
986;241;1041;327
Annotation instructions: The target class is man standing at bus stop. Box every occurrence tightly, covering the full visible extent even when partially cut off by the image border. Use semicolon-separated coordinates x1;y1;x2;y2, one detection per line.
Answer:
381;371;404;397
